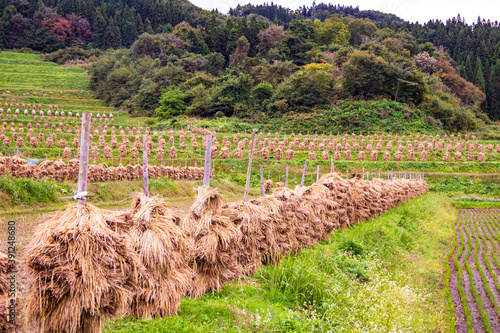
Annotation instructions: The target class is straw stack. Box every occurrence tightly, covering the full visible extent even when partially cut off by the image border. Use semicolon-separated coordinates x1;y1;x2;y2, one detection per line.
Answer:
0;252;15;331
123;194;193;319
182;186;242;298
25;203;141;333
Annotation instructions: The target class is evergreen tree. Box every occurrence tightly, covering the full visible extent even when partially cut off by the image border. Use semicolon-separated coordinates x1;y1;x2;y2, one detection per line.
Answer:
92;9;107;48
136;14;144;34
489;61;500;119
0;19;4;48
474;57;486;93
459;62;467;80
464;54;474;81
144;17;153;34
187;29;209;55
247;15;260;57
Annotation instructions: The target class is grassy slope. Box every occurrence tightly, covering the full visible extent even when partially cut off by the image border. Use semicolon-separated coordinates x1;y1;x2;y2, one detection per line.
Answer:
0;51;113;113
104;193;456;332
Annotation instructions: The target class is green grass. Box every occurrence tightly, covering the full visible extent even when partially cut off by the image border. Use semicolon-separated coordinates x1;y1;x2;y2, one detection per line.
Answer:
104;193;456;332
451;200;500;209
0;172;62;207
430;177;500;198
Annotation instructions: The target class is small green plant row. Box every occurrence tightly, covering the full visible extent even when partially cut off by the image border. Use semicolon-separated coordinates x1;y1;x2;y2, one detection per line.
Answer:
463;210;493;332
469;212;500;318
454;210;474;332
473;212;500;303
482;212;500;273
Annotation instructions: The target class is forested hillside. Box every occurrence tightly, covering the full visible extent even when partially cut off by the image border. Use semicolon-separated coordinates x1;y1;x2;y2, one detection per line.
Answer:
1;0;499;132
231;4;500;120
0;0;206;50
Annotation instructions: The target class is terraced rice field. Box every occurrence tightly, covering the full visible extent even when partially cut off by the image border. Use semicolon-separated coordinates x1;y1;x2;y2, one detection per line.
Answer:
0;51;114;114
450;209;500;332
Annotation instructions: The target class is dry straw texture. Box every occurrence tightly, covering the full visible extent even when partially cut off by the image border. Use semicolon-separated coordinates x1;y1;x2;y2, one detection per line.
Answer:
0;156;208;181
25;203;140;333
122;193;193;319
0;252;15;331
181;186;241;298
178;175;428;301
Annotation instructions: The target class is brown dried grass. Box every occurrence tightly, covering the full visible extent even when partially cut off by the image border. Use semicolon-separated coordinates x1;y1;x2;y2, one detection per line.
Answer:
25;203;140;333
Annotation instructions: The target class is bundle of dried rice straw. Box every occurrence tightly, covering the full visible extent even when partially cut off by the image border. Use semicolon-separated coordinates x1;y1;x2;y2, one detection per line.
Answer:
124;193;193;319
182;186;242;298
25;203;141;333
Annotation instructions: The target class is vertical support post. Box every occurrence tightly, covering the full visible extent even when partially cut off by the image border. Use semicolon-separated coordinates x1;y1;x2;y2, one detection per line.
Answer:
260;165;265;197
301;160;308;187
203;134;212;187
330;157;333;173
378;169;381;179
77;112;90;207
346;165;349;179
244;132;256;201
316;164;319;183
143;134;149;197
285;167;289;188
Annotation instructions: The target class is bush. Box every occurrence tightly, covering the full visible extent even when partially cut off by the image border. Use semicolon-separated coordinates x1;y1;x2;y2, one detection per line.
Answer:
275;63;338;108
44;47;101;64
155;87;187;118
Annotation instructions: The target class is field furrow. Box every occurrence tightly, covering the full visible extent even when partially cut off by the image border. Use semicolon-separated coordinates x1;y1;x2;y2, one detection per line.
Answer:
450;209;500;332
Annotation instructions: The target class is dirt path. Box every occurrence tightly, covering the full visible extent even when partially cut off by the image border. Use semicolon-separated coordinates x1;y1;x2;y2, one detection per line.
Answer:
451;209;500;332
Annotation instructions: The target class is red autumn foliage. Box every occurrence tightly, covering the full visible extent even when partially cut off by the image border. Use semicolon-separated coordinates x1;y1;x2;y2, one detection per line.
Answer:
42;16;71;44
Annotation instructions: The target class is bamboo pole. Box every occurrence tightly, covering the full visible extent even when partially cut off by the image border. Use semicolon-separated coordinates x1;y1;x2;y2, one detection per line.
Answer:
76;112;90;207
260;165;264;197
243;132;256;201
143;134;149;197
300;160;308;187
285;167;289;188
203;134;212;187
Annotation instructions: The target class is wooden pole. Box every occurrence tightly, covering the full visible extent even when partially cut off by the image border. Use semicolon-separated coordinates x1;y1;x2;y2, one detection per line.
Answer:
76;112;90;207
142;134;149;197
260;165;265;197
316;165;319;183
330;157;333;173
203;134;212;186
243;132;256;201
300;160;308;187
285;167;289;188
